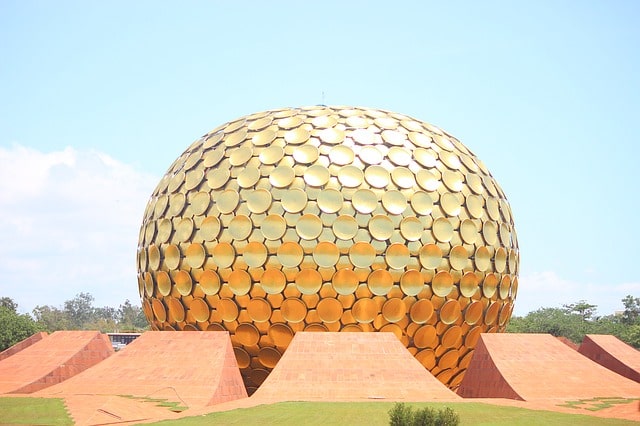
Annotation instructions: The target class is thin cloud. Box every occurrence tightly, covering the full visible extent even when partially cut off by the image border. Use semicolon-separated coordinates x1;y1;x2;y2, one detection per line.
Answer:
515;271;639;316
0;144;158;313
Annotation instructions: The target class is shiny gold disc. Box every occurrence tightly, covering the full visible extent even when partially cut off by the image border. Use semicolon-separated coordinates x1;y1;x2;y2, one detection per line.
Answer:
432;271;454;297
409;299;434;324
277;242;304;267
332;269;359;295
332;215;358;240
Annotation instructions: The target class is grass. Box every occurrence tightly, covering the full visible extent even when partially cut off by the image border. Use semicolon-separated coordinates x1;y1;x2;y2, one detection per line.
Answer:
148;401;639;425
0;398;637;425
558;397;640;412
118;394;188;412
0;397;72;425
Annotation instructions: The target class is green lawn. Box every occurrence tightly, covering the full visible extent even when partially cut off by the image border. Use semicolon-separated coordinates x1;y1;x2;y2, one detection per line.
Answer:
1;398;637;425
149;401;638;426
0;397;72;425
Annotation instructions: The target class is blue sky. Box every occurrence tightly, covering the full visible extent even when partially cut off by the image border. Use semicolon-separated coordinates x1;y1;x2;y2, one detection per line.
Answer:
1;1;639;316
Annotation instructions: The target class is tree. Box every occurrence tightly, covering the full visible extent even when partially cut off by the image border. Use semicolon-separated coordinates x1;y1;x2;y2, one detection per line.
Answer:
621;295;640;325
64;293;96;330
0;297;18;312
562;300;598;321
507;307;585;342
32;305;69;332
117;300;148;331
0;307;41;351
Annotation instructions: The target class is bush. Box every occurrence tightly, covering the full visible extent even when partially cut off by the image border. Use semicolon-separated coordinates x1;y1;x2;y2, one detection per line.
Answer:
388;403;460;426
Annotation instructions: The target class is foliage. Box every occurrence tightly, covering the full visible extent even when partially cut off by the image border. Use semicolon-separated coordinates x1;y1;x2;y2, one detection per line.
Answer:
621;295;640;325
0;296;18;312
32;293;149;333
388;403;459;426
507;295;640;348
0;299;42;351
563;300;597;321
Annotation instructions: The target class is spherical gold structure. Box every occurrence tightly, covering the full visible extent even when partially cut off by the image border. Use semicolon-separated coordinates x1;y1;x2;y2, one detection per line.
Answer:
137;105;519;393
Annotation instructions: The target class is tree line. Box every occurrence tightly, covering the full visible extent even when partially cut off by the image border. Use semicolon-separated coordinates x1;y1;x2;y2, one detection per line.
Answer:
0;293;148;351
1;293;639;352
506;295;640;348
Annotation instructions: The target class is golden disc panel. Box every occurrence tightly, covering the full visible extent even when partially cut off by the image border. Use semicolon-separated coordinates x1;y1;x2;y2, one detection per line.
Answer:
199;270;220;295
332;269;359;295
410;299;434;324
190;298;210;322
138;105;519;393
400;270;424;296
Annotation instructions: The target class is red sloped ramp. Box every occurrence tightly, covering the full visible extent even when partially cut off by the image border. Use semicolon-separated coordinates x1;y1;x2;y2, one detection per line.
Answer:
252;332;460;402
0;331;113;394
38;331;247;408
457;333;640;400
0;332;48;362
578;334;640;383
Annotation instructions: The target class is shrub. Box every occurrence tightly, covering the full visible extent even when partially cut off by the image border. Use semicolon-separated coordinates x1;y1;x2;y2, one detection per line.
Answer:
387;403;460;426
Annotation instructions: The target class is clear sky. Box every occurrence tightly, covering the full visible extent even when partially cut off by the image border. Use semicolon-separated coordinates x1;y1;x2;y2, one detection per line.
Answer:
1;1;639;316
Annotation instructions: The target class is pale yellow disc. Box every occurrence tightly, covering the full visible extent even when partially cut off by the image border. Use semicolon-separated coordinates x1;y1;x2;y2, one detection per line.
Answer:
261;215;287;240
419;244;442;270
411;191;434;215
269;165;295;188
281;188;307;213
329;145;354;165
338;165;364;187
200;216;221;241
475;246;491;271
460;219;478;245
293;144;319;164
237;167;260;188
381;190;407;214
246;189;272;214
317;188;344;213
216;189;239;214
352;189;378;214
296;214;323;240
432;217;454;243
212;242;235;268
304;164;330;187
229;215;253;240
365;165;390;188
369;214;394;240
332;215;358;240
